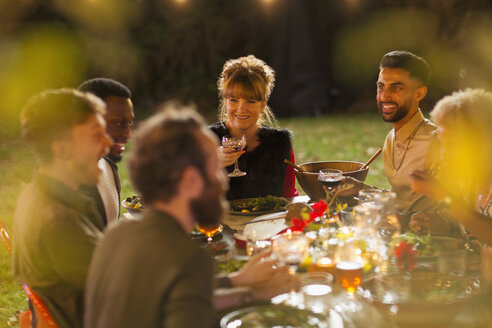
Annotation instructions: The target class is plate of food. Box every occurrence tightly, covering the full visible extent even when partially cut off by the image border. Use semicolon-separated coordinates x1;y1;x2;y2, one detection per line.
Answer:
394;232;473;261
228;195;289;216
122;195;145;215
220;304;329;328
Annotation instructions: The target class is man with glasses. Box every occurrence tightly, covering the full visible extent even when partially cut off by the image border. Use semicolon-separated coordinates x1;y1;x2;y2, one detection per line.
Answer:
78;78;134;226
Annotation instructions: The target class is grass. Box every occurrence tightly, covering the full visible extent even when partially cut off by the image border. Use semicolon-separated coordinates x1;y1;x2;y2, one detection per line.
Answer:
0;112;391;327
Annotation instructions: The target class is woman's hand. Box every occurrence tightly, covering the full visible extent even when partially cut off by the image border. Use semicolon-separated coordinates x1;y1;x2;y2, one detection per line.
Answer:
219;146;245;167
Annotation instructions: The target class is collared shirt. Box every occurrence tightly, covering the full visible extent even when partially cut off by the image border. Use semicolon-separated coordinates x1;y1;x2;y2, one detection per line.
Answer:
383;109;440;213
96;157;120;224
79;157;121;227
12;173;103;328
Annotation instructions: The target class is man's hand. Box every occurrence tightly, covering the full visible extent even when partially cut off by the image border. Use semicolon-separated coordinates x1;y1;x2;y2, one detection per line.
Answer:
250;266;300;300
219;146;245;167
228;250;277;287
409;211;453;235
409;170;446;200
335;176;371;197
408;211;431;234
227;250;300;300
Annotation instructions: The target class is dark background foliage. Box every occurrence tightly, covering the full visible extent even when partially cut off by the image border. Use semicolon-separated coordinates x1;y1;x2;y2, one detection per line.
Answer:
1;0;491;138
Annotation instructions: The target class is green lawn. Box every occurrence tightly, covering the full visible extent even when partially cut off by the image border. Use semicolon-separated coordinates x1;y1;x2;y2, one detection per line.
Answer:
0;112;391;327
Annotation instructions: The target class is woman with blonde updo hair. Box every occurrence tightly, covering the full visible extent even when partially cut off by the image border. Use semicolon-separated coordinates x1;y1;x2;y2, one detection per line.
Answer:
210;55;298;200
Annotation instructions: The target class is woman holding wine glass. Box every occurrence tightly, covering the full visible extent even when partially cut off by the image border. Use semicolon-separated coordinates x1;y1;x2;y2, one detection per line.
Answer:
210;55;298;200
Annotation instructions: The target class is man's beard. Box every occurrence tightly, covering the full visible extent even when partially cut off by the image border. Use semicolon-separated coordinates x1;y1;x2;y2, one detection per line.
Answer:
378;99;412;123
191;177;227;227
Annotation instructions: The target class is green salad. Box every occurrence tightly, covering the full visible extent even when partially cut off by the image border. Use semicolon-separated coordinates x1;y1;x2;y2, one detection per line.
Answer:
231;195;288;213
216;259;246;274
397;232;439;256
224;306;327;328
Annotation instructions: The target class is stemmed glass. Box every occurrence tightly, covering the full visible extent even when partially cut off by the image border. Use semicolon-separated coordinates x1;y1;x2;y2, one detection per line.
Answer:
197;223;223;245
222;135;247;177
272;231;309;305
357;188;383;204
318;169;343;196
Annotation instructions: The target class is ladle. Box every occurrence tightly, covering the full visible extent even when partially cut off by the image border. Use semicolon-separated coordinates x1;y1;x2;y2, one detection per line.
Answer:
283;159;304;172
361;148;382;170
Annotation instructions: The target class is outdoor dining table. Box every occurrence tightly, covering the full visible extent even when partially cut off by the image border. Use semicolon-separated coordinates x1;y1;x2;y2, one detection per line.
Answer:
216;196;488;328
123;196;489;328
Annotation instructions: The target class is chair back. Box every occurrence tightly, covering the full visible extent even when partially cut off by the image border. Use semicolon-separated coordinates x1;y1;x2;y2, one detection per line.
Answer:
0;221;12;255
0;221;59;328
23;284;59;328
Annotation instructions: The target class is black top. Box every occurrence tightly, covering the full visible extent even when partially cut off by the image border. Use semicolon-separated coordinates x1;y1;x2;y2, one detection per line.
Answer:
209;122;293;200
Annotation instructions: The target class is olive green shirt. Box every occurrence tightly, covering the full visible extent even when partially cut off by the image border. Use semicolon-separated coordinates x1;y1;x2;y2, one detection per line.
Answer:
12;173;103;328
84;208;215;328
383;109;440;213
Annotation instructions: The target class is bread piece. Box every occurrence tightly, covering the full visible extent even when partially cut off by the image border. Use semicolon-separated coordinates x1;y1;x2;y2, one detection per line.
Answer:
285;202;313;224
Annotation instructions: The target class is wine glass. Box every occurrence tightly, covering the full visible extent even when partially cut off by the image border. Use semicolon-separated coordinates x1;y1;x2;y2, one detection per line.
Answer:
357;188;383;204
373;192;401;243
334;238;364;313
221;135;247;177
197;223;223;245
318;169;343;196
272;231;309;306
245;229;272;257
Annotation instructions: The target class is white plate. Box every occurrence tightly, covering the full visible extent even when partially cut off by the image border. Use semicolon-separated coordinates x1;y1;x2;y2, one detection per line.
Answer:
243;212;288;240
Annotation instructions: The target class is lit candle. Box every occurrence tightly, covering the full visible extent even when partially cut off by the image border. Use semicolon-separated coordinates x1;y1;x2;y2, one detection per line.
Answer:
309;257;335;274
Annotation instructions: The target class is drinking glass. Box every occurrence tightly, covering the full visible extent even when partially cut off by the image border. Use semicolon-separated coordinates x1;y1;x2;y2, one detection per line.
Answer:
318;169;343;195
221;135;247;177
245;230;272;257
273;232;309;275
373;192;401;243
339;206;356;226
198;223;223;245
273;232;309;305
301;272;333;314
357;189;383;204
334;238;364;313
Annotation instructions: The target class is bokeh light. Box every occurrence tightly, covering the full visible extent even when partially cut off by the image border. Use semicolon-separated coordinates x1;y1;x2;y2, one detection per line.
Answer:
0;26;85;136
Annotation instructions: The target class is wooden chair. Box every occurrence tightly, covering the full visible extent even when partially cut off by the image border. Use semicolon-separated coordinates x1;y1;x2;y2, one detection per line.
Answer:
0;221;59;328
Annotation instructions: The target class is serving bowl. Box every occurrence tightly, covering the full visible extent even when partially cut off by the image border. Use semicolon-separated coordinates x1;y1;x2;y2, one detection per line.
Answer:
295;161;369;201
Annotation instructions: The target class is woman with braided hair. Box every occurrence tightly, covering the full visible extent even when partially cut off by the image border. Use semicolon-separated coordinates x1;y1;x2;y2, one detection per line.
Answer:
210;55;299;200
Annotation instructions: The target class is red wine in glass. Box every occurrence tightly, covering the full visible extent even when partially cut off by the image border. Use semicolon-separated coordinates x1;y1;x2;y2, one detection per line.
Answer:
318;169;343;192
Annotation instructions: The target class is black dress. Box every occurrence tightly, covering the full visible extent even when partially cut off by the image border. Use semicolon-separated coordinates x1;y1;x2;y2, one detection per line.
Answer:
209;122;293;200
